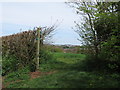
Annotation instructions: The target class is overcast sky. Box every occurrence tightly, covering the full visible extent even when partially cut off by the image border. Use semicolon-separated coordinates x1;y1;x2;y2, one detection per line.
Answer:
0;2;82;45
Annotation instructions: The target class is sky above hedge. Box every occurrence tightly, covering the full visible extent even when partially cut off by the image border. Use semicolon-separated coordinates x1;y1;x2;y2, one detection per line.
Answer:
0;2;82;45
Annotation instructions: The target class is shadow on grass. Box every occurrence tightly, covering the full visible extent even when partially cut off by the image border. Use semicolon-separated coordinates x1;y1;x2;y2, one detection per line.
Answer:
8;70;120;88
4;52;120;88
58;71;120;88
5;59;120;88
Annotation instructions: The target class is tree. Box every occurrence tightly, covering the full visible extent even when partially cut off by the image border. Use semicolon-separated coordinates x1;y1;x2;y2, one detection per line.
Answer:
68;1;120;72
68;1;100;55
68;1;120;56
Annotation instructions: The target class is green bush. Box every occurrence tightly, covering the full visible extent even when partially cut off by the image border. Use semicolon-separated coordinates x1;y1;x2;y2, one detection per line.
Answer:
39;48;54;64
2;56;19;76
29;61;36;72
4;67;30;83
2;47;55;74
99;33;120;73
81;55;108;72
28;48;55;72
81;53;120;73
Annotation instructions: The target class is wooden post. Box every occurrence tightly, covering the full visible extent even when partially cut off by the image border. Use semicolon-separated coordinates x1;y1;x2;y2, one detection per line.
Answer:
36;27;40;71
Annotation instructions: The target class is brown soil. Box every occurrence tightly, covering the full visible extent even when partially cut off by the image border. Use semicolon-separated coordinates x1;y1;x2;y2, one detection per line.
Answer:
29;71;57;79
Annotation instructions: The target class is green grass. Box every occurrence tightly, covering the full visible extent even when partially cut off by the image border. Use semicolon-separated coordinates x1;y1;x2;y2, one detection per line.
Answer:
54;52;86;64
4;67;30;82
3;52;120;88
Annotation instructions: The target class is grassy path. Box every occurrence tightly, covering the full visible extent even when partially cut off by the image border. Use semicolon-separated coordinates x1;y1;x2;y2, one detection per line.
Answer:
3;52;120;88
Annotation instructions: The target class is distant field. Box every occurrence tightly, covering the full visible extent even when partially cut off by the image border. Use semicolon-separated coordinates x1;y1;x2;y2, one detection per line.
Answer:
3;52;120;88
53;52;86;64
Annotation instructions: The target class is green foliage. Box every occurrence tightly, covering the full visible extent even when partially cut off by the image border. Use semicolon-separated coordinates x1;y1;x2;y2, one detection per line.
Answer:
46;45;63;53
54;52;85;64
101;34;120;61
2;56;19;76
4;67;30;84
39;48;54;64
78;55;106;72
100;33;120;72
7;71;120;88
70;2;120;73
4;52;120;88
40;52;86;72
2;46;55;74
27;48;55;72
80;53;120;73
29;60;36;72
51;47;63;53
2;30;37;67
2;25;56;72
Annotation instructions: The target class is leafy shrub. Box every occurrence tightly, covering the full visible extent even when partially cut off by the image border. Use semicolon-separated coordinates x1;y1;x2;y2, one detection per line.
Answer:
29;61;36;72
81;53;120;73
2;46;55;74
28;48;55;72
2;56;19;76
81;55;108;72
2;30;37;67
39;48;54;64
4;67;30;83
99;32;120;73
